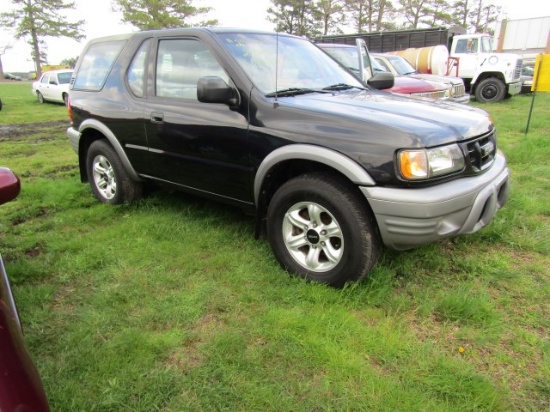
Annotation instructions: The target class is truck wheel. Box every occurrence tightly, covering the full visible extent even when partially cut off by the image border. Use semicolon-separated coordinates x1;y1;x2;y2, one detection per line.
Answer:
37;91;44;104
86;139;142;205
475;78;506;103
267;172;381;287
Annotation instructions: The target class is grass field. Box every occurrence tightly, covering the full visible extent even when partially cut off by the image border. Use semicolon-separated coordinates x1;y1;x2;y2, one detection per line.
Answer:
1;82;549;411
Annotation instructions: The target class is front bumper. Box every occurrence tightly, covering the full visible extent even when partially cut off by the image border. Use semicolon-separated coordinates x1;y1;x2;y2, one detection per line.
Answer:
450;94;472;104
360;152;509;250
507;81;522;96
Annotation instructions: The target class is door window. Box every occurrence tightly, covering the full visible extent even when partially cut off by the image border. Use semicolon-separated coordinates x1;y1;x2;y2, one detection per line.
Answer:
155;38;229;100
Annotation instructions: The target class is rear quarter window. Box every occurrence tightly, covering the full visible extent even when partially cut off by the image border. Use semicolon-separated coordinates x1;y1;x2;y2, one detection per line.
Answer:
73;40;127;91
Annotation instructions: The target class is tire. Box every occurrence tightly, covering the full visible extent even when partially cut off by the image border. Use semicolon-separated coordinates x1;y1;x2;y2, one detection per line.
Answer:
267;172;381;287
37;91;44;104
474;78;506;103
86;139;142;205
62;93;69;106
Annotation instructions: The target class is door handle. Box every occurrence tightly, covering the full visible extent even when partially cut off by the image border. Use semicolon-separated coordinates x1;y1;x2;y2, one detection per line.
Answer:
150;112;164;124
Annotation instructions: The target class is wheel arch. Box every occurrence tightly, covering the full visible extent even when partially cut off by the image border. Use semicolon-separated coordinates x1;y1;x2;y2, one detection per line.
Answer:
470;71;505;94
76;119;142;183
253;144;376;238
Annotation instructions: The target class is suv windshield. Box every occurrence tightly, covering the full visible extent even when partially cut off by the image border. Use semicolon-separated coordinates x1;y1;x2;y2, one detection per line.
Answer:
217;33;363;95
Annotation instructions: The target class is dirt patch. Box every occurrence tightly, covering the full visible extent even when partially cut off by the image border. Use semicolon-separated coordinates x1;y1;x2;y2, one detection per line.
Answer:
24;241;46;258
0;120;69;140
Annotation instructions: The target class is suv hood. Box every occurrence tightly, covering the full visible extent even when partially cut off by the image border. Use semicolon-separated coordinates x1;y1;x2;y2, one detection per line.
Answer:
390;76;448;93
274;89;492;144
409;73;463;86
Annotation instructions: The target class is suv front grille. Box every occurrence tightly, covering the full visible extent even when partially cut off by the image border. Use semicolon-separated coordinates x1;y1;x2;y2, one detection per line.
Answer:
464;132;497;172
451;84;466;98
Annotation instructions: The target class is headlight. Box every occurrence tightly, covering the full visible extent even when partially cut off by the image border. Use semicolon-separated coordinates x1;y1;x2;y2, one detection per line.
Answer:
398;144;465;180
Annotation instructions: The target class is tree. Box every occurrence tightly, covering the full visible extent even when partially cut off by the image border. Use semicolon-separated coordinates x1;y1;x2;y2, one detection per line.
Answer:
111;0;218;30
60;56;78;68
345;0;397;33
468;0;500;34
0;42;13;79
452;0;470;27
375;0;398;31
397;0;433;28
0;0;84;78
344;0;374;33
316;0;346;35
267;0;321;38
452;0;500;33
421;0;453;27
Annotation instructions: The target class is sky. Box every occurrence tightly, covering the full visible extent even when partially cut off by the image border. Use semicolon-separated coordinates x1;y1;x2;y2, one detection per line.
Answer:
0;0;549;73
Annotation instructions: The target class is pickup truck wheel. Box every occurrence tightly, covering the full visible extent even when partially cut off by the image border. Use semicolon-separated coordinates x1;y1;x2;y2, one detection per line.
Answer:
36;91;44;104
267;172;381;287
475;78;506;103
86;140;142;204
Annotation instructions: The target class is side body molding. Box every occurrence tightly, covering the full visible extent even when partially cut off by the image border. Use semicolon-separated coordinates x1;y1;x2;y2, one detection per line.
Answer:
254;144;376;205
78;118;143;182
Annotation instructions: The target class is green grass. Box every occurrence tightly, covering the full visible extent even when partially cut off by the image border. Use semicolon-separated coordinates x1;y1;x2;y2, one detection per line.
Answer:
1;83;549;411
0;82;70;123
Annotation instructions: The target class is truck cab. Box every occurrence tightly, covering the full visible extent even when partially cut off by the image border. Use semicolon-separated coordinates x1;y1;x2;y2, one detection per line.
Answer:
449;34;523;103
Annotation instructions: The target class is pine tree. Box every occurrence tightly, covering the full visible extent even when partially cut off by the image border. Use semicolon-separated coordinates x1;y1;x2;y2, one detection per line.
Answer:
0;0;84;78
112;0;218;30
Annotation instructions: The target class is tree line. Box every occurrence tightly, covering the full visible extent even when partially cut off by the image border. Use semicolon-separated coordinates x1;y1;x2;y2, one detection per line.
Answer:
272;0;502;37
0;0;502;78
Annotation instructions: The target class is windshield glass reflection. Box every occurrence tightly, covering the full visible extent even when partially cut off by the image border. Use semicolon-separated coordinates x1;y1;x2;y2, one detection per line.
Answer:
217;33;363;95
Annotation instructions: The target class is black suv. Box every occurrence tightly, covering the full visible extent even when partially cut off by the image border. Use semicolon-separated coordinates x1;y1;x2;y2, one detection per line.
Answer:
67;28;510;287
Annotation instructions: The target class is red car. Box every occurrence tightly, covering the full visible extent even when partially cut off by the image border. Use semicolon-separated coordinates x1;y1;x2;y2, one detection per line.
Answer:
318;42;452;100
0;167;50;411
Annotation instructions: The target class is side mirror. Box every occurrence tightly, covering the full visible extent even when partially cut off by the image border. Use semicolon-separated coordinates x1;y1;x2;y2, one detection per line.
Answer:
367;72;395;90
197;76;239;107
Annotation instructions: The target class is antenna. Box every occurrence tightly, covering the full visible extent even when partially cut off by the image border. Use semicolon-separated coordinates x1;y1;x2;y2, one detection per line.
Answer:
275;29;279;106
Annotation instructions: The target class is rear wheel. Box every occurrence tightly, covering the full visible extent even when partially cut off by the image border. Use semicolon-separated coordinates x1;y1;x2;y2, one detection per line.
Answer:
267;172;381;287
475;78;506;103
62;93;69;106
86;140;142;204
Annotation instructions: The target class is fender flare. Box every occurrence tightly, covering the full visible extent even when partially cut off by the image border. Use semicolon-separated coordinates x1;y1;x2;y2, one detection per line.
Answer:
253;144;376;205
78;118;142;182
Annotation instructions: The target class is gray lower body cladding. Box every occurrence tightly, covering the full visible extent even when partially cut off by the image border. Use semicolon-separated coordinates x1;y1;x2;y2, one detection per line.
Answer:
361;151;509;250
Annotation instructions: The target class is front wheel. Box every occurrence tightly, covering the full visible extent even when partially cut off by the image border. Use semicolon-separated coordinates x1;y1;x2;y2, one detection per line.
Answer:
267;172;381;287
86;140;142;204
36;91;44;104
475;78;506;103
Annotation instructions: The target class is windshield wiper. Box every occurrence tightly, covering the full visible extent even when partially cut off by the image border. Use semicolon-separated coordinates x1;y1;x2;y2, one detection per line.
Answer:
322;83;365;91
266;85;357;98
265;88;321;98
